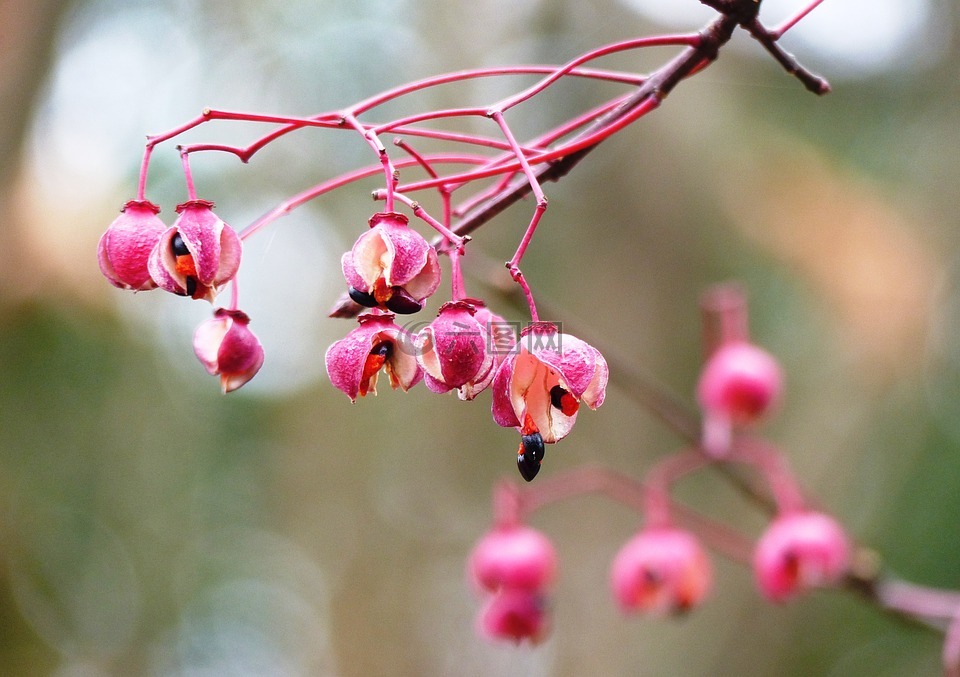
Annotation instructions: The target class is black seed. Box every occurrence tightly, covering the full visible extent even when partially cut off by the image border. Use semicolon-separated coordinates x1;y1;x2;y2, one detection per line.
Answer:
517;452;540;482
385;288;423;314
516;431;545;482
370;342;392;359
521;432;545;463
348;286;379;308
550;385;568;410
185;276;197;297
171;232;190;257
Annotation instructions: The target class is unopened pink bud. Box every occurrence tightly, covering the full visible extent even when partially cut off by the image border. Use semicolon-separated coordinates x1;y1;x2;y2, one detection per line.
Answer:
477;588;549;645
753;511;850;603
193;308;264;392
97;200;166;291
697;340;783;456
468;524;557;593
697;341;783;425
610;528;712;615
417;301;493;395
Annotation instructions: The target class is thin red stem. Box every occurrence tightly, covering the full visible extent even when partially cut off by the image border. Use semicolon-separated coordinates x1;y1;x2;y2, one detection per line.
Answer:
145;111;212;148
770;0;827;39
393;138;467;300
700;282;750;356
511;465;754;564
877;579;960;623
393;137;440;181
371;107;488;136
727;439;807;514
348;64;648;118
395;194;462;244
514;271;540;323
342;112;397;212
179;148;198;200
239;154;486;241
398;95;661;194
227;277;240;312
642;449;712;528
494;34;700;113
136;145;153;201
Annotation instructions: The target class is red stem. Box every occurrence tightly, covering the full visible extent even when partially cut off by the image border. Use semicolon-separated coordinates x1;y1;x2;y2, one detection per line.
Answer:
510;465;755;564
348;64;648;118
494;34;700;113
769;0;827;39
239;154;487;241
179;147;197;200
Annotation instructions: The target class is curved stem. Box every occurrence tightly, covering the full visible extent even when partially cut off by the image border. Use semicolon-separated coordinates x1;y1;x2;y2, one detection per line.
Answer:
511;465;755;564
178;147;197;200
397;94;661;194
342;112;396;212
494;34;700;113
642;449;711;528
136;144;153;202
391;139;463;300
239;154;486;241
727;439;807;514
348;64;648;118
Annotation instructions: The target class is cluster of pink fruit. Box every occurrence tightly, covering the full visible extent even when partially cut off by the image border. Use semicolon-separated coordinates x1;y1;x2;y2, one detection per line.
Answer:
98;195;852;647
98;198;263;393
320;210;609;482
98;201;609;481
466;301;851;644
95;0;868;652
468;510;849;644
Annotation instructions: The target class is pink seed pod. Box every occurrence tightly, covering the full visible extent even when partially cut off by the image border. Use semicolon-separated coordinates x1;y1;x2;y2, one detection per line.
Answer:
147;200;242;302
97;200;167;291
324;311;422;402
416;301;493;395
491;324;608;445
193;308;264;393
610;527;713;615
696;340;783;456
341;212;441;314
468;524;557;594
753;511;850;603
476;588;549;645
456;299;510;401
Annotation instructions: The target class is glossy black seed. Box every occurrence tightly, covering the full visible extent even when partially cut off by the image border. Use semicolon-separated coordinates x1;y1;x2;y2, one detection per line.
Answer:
185;276;197;297
385;288;423;314
550;385;568;410
348;286;379;308
517;452;540;482
171;232;190;257
521;432;545;463
516;431;545;482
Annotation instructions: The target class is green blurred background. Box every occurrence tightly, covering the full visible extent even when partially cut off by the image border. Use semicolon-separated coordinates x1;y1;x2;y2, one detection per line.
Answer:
0;0;958;674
